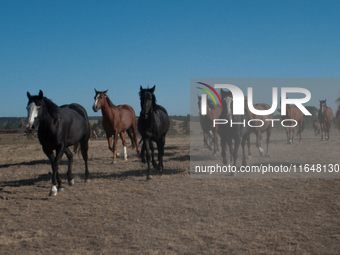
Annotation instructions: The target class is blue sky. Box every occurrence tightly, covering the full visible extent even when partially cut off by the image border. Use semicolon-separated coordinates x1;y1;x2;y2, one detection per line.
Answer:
1;0;339;117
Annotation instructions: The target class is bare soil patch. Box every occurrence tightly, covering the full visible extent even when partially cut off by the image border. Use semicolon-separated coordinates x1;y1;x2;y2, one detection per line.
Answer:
0;128;340;254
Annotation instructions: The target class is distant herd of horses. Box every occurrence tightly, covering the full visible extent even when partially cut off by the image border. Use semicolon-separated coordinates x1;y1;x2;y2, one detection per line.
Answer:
198;89;340;175
26;86;169;196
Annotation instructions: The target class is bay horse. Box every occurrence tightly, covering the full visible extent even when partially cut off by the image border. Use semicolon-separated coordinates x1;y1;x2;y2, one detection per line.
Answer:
92;89;139;163
281;103;304;144
197;95;222;156
138;85;170;180
218;89;250;175
313;120;321;136
26;90;90;196
247;103;273;157
318;100;333;141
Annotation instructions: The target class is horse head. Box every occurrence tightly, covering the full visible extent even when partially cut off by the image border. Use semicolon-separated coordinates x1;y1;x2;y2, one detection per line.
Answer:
139;85;156;119
220;89;233;121
26;90;44;133
93;89;108;112
319;99;327;114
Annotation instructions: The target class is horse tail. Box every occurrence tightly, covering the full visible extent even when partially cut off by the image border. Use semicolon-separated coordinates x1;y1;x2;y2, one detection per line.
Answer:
126;128;136;149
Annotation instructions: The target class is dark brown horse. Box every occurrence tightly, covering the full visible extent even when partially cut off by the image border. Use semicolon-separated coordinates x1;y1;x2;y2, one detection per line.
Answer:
197;95;222;156
281;104;304;144
318;100;333;141
336;93;340;132
247;103;273;157
92;89;139;163
313;120;321;136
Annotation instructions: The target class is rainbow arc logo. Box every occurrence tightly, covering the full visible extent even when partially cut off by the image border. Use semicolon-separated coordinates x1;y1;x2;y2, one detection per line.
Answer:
196;82;222;115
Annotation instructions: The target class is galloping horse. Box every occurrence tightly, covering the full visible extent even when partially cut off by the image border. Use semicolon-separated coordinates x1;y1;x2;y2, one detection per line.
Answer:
313;120;321;136
138;85;170;180
336;93;340;132
197;95;222;156
318;100;333;141
92;89;139;163
218;89;250;174
281;103;304;144
247;103;273;157
26;90;90;196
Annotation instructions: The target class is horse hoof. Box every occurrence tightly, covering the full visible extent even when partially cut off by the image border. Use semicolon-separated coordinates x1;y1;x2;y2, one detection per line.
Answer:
49;185;58;196
58;187;65;192
147;175;153;180
111;161;116;164
259;147;264;153
68;179;75;186
49;190;57;196
231;172;237;177
85;178;90;183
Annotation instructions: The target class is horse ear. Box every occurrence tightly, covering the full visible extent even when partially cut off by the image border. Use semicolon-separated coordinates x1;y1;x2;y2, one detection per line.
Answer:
27;91;32;100
140;85;143;91
104;90;108;94
38;90;43;99
151;85;156;93
95;88;98;93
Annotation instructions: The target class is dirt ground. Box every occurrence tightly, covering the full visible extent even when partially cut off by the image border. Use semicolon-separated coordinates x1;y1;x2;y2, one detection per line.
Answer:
0;126;340;254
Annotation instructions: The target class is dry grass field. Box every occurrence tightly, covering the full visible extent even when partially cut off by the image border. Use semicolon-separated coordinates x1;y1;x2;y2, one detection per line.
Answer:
1;126;340;254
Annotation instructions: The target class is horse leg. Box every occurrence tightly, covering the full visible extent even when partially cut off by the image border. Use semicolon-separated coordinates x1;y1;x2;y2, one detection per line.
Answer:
320;123;324;141
213;128;218;156
326;123;330;141
227;138;233;166
64;147;75;185
247;132;251;160
120;131;127;161
106;135;115;163
80;139;90;182
49;144;65;196
204;132;212;150
140;141;146;163
132;125;140;157
292;127;295;143
256;131;264;157
227;138;235;176
241;134;248;166
285;127;290;144
265;127;271;157
299;121;303;143
144;139;152;180
150;141;157;169
220;136;228;165
233;137;241;167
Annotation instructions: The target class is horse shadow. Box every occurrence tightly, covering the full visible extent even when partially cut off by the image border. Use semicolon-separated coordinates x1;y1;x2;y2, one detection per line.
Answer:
0;159;187;189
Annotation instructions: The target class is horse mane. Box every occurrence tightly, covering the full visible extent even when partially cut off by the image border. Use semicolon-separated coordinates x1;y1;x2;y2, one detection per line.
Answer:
43;97;60;119
105;95;117;109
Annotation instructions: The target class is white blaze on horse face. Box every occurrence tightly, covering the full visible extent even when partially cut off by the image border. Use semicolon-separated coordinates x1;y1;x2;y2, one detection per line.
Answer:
26;102;39;130
94;94;100;111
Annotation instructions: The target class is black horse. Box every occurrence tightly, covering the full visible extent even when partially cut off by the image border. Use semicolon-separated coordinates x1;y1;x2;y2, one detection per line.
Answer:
218;89;250;175
138;85;170;180
26;90;90;196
